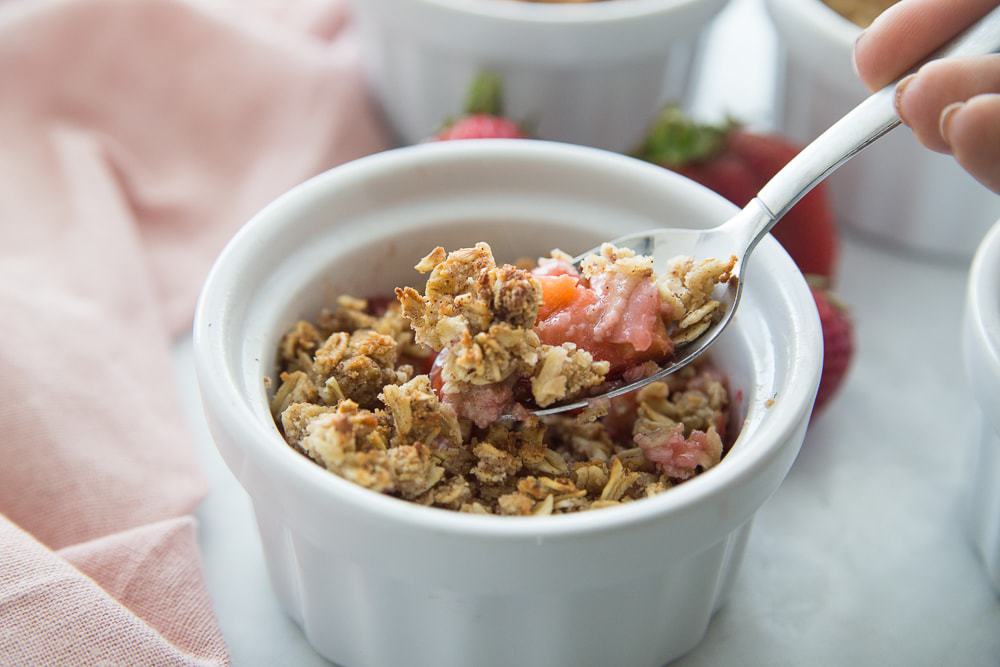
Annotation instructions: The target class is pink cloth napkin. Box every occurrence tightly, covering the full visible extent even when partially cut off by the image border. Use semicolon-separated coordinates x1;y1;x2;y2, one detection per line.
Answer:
0;0;387;663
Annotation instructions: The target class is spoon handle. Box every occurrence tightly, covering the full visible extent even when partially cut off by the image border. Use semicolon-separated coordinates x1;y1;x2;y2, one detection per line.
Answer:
748;5;1000;243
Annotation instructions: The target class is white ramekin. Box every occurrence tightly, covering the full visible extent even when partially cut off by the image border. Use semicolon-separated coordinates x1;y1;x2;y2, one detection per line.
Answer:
764;0;1000;260
194;140;822;667
349;0;730;151
962;219;1000;592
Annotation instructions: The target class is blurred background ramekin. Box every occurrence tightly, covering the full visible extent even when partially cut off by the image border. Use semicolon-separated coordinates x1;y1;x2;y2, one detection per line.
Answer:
963;219;1000;593
765;0;1000;260
350;0;730;151
194;140;822;667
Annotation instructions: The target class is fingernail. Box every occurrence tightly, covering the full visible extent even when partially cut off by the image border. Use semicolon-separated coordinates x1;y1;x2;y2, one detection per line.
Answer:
894;74;917;125
939;102;965;147
852;31;865;78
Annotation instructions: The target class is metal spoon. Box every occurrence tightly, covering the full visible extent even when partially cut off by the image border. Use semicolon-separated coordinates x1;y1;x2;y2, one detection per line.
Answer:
535;6;1000;417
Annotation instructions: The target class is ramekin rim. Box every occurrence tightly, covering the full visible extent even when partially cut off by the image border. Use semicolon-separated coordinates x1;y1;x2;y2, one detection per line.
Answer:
396;0;725;26
193;140;822;539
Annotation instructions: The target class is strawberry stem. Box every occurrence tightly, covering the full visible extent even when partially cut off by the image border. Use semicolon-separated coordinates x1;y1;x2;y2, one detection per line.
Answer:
633;106;735;168
464;72;505;116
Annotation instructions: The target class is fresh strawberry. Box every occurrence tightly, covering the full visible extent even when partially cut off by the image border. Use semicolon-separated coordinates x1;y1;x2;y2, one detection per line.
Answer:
432;72;528;141
634;107;839;281
435;115;526;141
810;279;854;414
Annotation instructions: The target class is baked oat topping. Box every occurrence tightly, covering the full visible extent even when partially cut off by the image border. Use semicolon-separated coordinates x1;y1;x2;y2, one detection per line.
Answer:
270;242;735;514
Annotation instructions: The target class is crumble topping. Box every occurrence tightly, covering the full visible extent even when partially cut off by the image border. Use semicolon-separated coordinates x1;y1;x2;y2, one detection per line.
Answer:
270;243;735;515
396;243;542;349
532;343;610;408
380;375;462;449
441;323;541;388
313;330;410;409
657;255;737;345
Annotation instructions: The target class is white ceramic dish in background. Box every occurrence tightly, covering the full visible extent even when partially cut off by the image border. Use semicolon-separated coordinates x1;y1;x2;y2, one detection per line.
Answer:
962;219;1000;593
349;0;730;152
194;140;822;667
764;0;1000;260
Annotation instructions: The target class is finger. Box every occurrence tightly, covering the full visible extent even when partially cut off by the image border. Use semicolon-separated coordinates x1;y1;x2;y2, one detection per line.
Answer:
854;0;998;91
895;55;1000;153
942;93;1000;193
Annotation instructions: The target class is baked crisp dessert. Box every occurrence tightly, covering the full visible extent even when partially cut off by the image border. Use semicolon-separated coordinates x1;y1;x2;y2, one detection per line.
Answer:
271;243;736;515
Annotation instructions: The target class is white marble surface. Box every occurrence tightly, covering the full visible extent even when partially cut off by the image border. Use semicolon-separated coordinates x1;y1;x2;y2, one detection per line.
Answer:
172;0;1000;664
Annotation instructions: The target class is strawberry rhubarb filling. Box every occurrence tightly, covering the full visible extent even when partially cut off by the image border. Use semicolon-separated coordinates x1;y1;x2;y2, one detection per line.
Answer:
270;242;737;515
533;253;672;373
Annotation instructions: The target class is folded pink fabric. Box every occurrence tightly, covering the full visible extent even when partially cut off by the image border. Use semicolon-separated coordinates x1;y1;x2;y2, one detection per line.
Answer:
0;0;387;663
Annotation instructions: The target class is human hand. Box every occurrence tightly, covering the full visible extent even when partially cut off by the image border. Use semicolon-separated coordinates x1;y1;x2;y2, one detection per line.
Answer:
854;0;1000;193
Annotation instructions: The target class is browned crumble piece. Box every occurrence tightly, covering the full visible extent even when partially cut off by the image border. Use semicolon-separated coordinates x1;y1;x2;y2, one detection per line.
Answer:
475;479;520;509
497;492;536;516
544;418;615;462
442;324;540;388
517;476;579;501
471;442;522;484
600;458;641;501
374;304;432;361
573;462;610;495
380;375;463;448
278;320;323;373
460;501;492;515
396;244;498;347
643;478;672;498
522;445;570;477
300;400;388;469
489;264;543;329
615;447;652;472
429;442;477;478
317;295;378;335
531;343;610;407
657;255;737;345
428;475;473;510
386;444;445;499
312;329;407;409
634;374;727;437
270;371;318;417
337;450;395;493
579;243;654;281
280;402;338;448
516;476;550;500
396;243;542;348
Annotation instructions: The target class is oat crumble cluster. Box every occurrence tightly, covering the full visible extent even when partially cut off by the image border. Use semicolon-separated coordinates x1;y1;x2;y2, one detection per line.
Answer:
271;243;735;515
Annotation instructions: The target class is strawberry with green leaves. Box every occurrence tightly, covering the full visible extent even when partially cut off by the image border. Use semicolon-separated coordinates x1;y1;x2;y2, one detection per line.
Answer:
432;73;528;142
634;107;839;281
